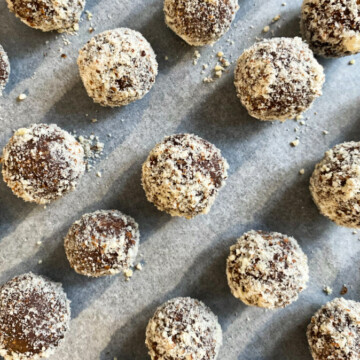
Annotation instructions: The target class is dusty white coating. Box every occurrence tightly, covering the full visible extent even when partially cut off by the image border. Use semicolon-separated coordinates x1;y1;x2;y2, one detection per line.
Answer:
64;210;140;277
226;230;309;309
1;123;85;204
301;0;360;57
142;133;228;219
145;297;222;360
234;37;325;121
310;141;360;228
5;0;85;32
0;273;70;360
307;298;360;360
164;0;239;46
0;44;10;97
77;28;158;107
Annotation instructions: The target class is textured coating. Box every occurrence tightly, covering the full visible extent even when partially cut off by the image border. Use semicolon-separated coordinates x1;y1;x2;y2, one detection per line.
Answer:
145;297;222;360
234;37;325;121
0;45;10;97
1;124;85;204
301;0;360;57
64;210;140;277
142;133;228;219
0;273;70;360
226;230;309;309
77;28;158;107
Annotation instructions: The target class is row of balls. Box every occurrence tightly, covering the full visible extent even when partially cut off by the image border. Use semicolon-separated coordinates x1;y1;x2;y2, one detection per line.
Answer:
0;257;359;359
1;0;360;121
2;122;360;228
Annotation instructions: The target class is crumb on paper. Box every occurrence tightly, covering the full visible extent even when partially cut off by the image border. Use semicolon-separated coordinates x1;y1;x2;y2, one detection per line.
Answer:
135;263;143;271
203;77;214;83
349;59;355;65
296;114;303;121
263;25;270;33
165;56;169;61
340;285;348;295
299;169;305;175
38;260;43;264
18;93;27;101
124;269;133;280
290;139;299;147
323;286;332;295
272;15;281;23
217;51;224;57
85;10;93;20
323;130;329;135
36;241;42;245
91;118;97;123
96;171;102;178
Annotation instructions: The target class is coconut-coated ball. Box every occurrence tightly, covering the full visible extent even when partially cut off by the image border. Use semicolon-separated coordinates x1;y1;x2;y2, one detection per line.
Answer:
142;133;228;219
1;123;85;204
226;230;309;309
0;273;70;360
307;298;360;360
6;0;85;32
234;37;325;121
146;297;222;360
164;0;239;46
78;28;158;107
0;45;10;97
64;210;140;277
310;141;360;228
301;0;360;57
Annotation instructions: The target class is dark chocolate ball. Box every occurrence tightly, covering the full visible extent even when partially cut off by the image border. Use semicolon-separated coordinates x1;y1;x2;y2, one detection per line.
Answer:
0;273;70;359
142;133;228;219
1;124;85;204
64;210;140;277
164;0;239;46
307;298;360;359
146;297;222;360
301;0;360;57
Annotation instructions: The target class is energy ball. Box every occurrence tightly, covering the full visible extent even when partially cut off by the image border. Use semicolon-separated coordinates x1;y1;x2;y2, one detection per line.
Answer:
142;133;228;219
234;37;325;122
77;28;158;107
307;298;360;360
146;297;222;360
0;273;70;360
226;230;309;309
1;123;85;204
301;0;360;57
164;0;239;46
6;0;85;32
0;45;10;97
64;210;140;277
310;141;360;228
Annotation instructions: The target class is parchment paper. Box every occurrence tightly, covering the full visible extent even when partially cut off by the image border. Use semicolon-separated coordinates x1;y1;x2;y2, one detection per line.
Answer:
1;0;360;359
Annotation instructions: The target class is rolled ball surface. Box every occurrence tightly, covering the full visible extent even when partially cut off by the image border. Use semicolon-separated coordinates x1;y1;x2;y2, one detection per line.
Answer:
64;210;140;277
0;273;70;360
146;297;222;360
78;28;158;107
310;141;360;228
307;297;360;360
0;45;10;97
1;123;85;204
6;0;85;32
164;0;239;46
301;0;360;57
234;37;325;121
142;133;228;219
226;230;309;309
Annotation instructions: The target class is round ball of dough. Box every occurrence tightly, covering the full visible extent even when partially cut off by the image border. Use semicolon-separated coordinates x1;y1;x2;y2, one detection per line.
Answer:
64;210;140;277
142;133;228;219
301;0;360;57
226;230;309;309
145;297;222;360
310;141;360;228
164;0;239;46
0;45;10;97
234;37;325;121
307;298;360;360
0;273;70;360
77;28;158;107
6;0;85;32
1;123;85;204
